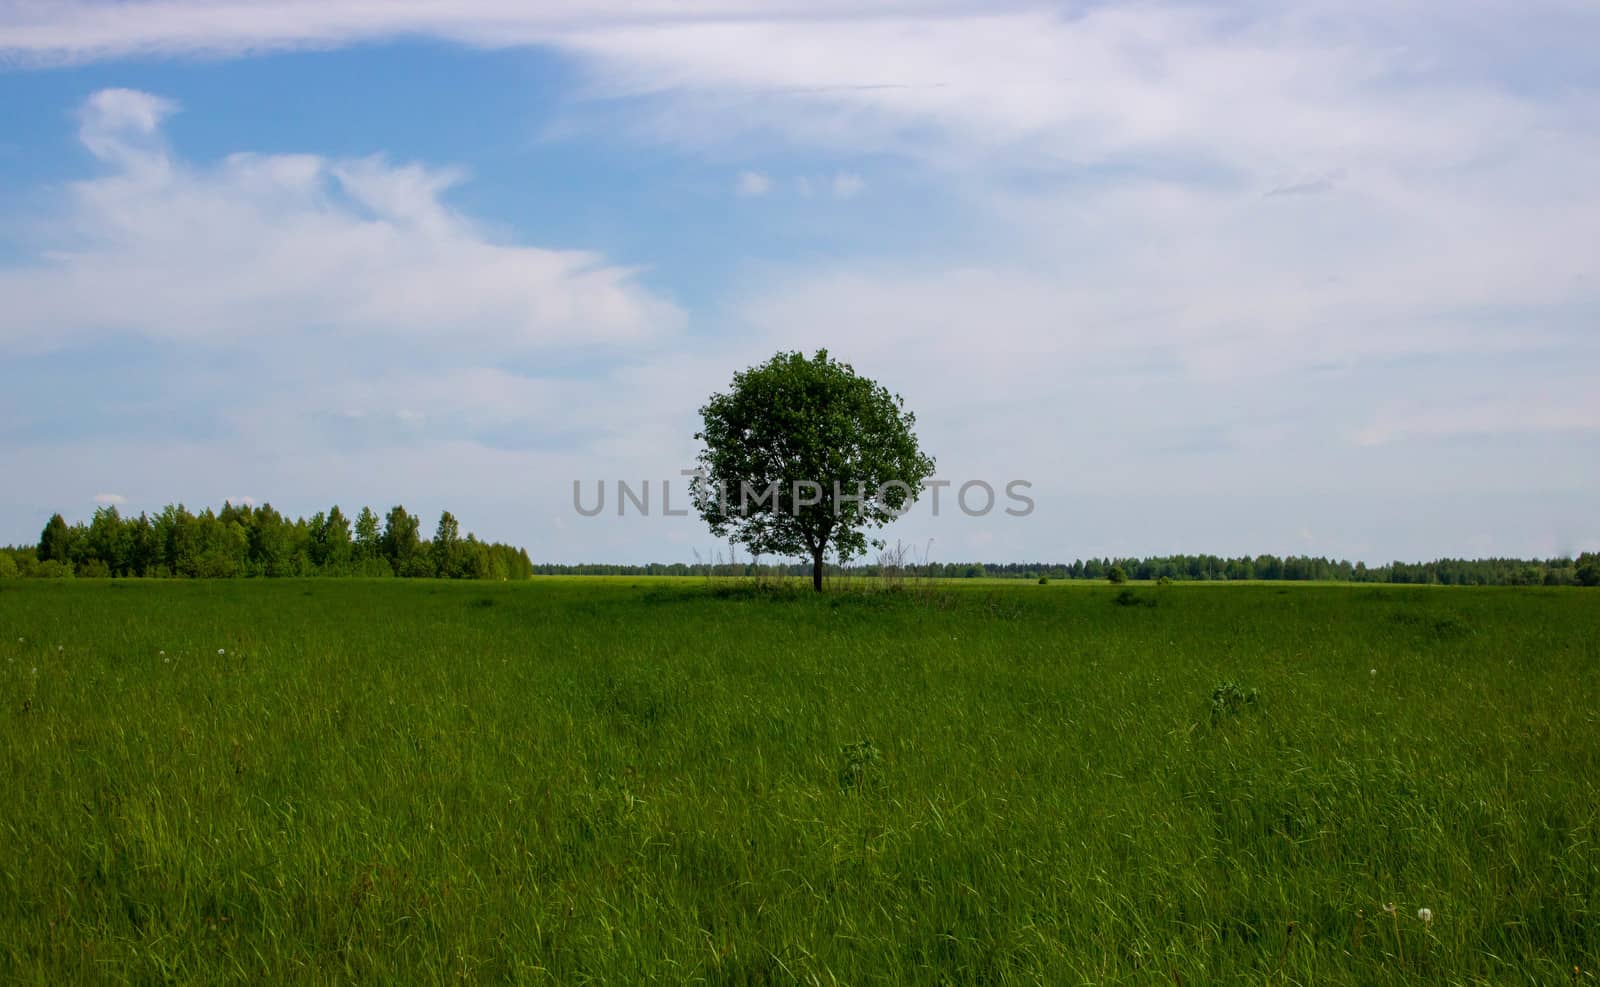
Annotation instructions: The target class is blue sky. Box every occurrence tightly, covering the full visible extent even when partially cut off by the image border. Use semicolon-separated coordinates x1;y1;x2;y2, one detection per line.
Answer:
1;1;1596;565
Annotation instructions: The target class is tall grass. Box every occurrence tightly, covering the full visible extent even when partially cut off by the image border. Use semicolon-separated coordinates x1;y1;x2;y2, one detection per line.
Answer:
0;578;1595;983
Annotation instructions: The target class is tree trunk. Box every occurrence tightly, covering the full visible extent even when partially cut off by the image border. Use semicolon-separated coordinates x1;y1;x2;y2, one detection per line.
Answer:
812;550;824;592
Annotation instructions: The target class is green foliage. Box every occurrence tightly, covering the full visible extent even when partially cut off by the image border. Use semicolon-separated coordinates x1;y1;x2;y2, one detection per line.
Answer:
6;503;530;580
36;513;72;563
1579;552;1600;587
381;505;422;571
354;506;381;560
1037;575;1049;585
0;581;1594;983
694;350;935;589
356;556;396;578
87;506;130;572
0;552;15;579
432;511;463;579
312;506;354;573
1208;680;1260;722
1107;564;1127;584
400;552;438;578
837;739;884;791
526;554;1596;585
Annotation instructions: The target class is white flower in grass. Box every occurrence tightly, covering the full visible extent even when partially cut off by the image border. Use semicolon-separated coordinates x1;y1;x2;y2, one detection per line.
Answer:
1417;907;1432;924
1370;668;1377;677
31;667;37;675
57;645;63;652
218;648;226;656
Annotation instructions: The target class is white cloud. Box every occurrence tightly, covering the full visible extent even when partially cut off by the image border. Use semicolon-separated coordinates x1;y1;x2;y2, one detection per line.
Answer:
0;90;682;353
0;1;901;63
4;3;1596;178
75;87;176;167
736;170;864;200
831;172;865;198
3;3;1599;563
92;493;127;506
734;170;771;197
11;5;1592;210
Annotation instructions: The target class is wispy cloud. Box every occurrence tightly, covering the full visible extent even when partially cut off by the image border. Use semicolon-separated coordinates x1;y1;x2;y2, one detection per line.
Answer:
735;170;863;199
734;170;771;197
1;3;1597;561
0;89;682;354
92;492;126;506
1266;175;1339;198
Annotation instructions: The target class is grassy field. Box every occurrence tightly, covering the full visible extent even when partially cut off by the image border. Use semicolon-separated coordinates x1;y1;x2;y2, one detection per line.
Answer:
0;578;1595;984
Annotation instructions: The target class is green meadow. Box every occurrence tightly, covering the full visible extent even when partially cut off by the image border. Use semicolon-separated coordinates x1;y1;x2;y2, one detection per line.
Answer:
0;578;1595;984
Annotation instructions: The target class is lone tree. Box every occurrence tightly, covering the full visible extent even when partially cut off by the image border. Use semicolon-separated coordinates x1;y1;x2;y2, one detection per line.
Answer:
693;349;935;591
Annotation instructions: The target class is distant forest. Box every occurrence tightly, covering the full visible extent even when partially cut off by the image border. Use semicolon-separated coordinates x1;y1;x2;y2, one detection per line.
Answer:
0;504;532;580
2;507;1595;586
535;554;1600;586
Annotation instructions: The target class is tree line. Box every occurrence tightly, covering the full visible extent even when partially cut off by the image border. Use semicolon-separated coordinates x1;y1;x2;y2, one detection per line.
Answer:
0;504;533;580
529;553;1600;586
941;554;1600;585
4;513;1594;586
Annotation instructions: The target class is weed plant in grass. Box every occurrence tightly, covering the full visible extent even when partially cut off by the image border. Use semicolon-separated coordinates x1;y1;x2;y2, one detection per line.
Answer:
0;578;1596;983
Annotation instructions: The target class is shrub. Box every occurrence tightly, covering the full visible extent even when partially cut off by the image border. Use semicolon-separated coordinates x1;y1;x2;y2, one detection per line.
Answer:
400;554;436;578
1209;681;1259;722
838;739;883;791
1108;565;1127;584
77;558;111;579
0;553;16;579
357;557;395;578
1037;576;1049;585
1156;575;1173;586
33;560;72;579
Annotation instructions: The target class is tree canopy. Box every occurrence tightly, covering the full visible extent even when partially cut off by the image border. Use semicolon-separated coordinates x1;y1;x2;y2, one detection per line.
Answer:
693;349;935;590
1;504;531;580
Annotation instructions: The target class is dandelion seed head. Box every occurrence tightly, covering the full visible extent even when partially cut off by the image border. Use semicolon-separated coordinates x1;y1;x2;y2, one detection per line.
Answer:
1417;907;1432;923
218;648;226;655
1370;668;1377;676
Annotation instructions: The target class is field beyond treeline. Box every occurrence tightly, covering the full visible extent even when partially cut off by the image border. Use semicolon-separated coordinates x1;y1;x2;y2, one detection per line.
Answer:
1;578;1596;983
